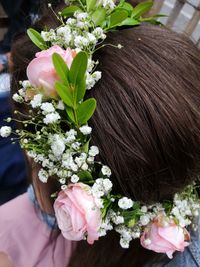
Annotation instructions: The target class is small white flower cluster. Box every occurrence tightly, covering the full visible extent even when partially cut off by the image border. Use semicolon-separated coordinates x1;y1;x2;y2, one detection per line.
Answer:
30;94;43;108
41;13;106;52
30;97;61;124
40;11;105;90
86;71;102;90
12;93;24;103
98;216;113;236
22;106;100;185
0;126;12;138
92;177;113;199
41;29;56;42
171;192;200;227
119;226;141;248
118;197;133;210
97;0;116;10
12;80;32;103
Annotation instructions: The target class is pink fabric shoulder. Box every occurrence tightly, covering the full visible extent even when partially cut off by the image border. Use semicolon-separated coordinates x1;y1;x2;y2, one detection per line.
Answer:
0;193;75;267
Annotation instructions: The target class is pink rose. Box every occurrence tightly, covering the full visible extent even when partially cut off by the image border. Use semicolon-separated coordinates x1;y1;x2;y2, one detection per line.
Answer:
140;216;190;258
54;183;102;244
27;45;76;97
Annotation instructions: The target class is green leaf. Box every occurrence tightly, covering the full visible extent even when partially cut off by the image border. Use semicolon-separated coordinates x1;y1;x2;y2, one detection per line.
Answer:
66;106;76;123
81;139;90;153
115;2;133;15
119;17;140;26
86;0;96;11
91;8;106;26
61;6;81;17
78;170;93;181
140;14;166;25
131;1;153;19
69;52;88;85
55;81;73;107
75;78;86;103
52;53;69;85
27;28;46;50
108;10;128;29
77;98;96;125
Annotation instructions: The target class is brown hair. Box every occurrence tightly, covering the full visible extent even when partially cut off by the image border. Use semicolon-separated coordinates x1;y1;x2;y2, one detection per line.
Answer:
11;18;200;267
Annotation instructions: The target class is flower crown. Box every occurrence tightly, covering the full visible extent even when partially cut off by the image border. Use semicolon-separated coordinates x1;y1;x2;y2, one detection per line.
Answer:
1;0;200;259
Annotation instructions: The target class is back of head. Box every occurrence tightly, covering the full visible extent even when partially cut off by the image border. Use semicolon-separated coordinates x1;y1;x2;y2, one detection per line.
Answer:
89;25;200;203
10;13;200;267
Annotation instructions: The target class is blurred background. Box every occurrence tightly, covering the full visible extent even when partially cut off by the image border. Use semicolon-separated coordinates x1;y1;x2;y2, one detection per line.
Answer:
0;0;199;204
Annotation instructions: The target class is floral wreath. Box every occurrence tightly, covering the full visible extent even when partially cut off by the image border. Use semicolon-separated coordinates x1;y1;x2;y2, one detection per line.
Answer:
1;0;200;259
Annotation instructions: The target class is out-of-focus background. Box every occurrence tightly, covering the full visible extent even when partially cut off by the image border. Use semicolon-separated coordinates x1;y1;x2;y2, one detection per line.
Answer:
1;0;199;51
151;0;200;46
0;0;199;205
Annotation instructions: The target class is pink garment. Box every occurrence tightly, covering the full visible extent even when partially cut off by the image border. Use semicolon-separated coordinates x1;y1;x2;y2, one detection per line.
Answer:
0;193;75;267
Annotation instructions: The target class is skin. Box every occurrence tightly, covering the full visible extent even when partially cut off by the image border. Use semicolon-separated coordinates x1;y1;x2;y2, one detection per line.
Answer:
0;253;14;267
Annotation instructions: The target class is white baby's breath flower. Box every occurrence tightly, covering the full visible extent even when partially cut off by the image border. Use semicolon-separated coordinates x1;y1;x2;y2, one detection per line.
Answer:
6;117;11;123
71;174;79;183
87;59;96;72
22;80;31;88
89;146;99;156
41;102;55;114
79;125;92;135
57;26;72;45
18;89;26;97
92;178;112;198
92;71;102;82
98;0;116;9
92;27;106;39
61;185;67;190
30;94;42;108
143;239;152;246
74;36;89;49
120;238;130;248
50;134;65;158
98;217;113;236
0;126;12;137
102;178;113;192
112;215;124;225
86;73;96;90
118;197;133;210
41;29;56;42
71;142;81;150
12;93;24;103
59;178;66;184
38;169;49;183
86;33;97;44
57;100;65;110
27;151;37;158
76;12;88;21
43;112;60;124
101;165;111;177
75;155;86;167
69;162;78;172
140;215;150;226
57;26;71;36
66;129;77;143
81;163;88;171
87;156;95;163
66;18;76;25
141;206;148;213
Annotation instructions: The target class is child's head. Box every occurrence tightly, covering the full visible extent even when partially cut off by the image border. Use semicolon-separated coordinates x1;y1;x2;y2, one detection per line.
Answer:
10;12;200;266
11;23;200;203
